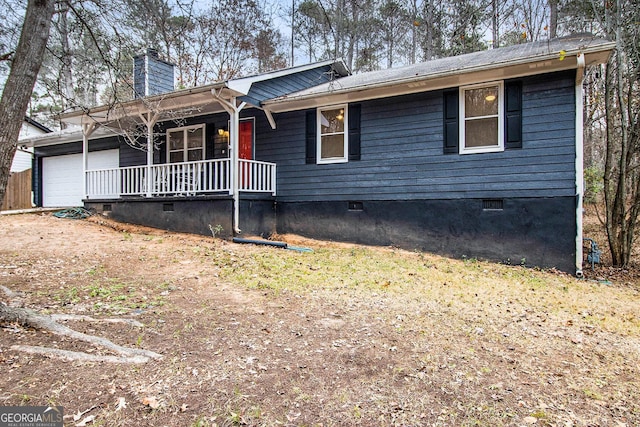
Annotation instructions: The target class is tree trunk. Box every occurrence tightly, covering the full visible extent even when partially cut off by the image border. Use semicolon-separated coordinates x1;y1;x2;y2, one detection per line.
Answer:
423;1;434;60
0;301;162;363
492;0;499;48
0;0;55;206
602;0;639;267
548;0;558;39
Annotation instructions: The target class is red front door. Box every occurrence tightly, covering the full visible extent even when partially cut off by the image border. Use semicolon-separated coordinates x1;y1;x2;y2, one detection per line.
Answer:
239;120;253;160
238;120;253;189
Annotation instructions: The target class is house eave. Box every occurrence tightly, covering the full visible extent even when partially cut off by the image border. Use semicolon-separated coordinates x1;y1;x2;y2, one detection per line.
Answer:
19;127;124;148
57;59;351;129
263;42;616;113
58;82;233;128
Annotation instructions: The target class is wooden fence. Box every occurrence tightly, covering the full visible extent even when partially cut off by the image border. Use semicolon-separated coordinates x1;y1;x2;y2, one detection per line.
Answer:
1;169;32;211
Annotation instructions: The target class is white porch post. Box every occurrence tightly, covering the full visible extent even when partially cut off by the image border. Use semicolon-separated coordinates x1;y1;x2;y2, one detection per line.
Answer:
213;89;247;235
139;112;160;198
81;122;98;200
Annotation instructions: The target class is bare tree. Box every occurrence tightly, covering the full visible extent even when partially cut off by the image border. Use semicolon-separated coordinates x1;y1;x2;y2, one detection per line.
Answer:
379;0;410;68
445;0;489;55
255;28;289;72
599;0;640;267
0;0;55;207
503;0;550;43
0;1;166;362
294;0;328;62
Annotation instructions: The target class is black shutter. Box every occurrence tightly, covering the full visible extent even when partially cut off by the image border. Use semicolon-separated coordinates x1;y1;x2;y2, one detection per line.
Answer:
348;104;361;161
205;122;216;160
505;81;522;149
443;89;459;154
305;110;316;164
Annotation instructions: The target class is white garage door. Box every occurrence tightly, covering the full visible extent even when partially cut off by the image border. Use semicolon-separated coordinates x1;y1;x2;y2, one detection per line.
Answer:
42;149;119;207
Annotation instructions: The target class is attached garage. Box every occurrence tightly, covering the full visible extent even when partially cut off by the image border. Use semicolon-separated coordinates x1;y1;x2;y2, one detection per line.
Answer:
42;149;119;207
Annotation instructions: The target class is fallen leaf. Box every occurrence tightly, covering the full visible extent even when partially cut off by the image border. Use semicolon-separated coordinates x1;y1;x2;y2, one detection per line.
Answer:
115;397;127;411
142;396;160;409
180;403;188;412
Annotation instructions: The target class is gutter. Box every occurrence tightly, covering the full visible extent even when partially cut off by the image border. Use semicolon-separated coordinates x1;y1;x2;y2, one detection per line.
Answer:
575;53;586;278
263;43;616;110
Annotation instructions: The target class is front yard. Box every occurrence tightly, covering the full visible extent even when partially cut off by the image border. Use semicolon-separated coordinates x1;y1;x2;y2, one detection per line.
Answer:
0;212;638;426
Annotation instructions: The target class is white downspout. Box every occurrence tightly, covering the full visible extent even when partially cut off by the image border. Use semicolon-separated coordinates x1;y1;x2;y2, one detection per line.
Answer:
213;89;246;235
575;52;585;278
230;101;240;234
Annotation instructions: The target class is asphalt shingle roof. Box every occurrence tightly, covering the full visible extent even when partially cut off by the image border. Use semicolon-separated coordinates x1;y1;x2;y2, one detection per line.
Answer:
271;34;613;100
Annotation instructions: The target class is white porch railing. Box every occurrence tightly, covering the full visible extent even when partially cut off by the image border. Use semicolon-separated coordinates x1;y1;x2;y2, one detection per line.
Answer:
238;159;277;194
85;158;276;199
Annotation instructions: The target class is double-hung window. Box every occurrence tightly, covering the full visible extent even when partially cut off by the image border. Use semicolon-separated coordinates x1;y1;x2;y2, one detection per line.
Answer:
167;124;205;163
317;105;348;164
459;81;504;154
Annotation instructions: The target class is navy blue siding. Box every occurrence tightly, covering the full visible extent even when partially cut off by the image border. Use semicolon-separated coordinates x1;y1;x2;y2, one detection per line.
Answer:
256;70;576;202
119;143;147;167
241;65;338;106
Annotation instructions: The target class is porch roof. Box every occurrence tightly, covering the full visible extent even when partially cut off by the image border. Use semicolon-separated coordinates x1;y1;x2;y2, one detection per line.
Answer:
19;126;123;148
57;59;350;130
263;34;616;112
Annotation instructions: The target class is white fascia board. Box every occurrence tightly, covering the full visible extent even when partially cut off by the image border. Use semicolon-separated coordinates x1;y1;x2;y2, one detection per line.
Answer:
59;82;228;126
20;127;123;147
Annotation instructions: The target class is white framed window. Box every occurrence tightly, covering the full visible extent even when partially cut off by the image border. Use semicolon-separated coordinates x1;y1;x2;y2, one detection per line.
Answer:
167;124;205;163
317;105;348;164
459;81;504;154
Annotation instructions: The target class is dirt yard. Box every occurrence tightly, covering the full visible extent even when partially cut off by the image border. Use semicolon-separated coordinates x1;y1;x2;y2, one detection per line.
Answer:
0;212;639;426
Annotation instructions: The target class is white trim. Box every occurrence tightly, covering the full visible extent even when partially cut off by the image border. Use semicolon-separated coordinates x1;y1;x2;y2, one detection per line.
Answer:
575;53;585;277
212;90;247;234
317;104;349;164
166;123;206;163
263;108;277;130
263;41;615;114
81;123;98;199
459;81;504;154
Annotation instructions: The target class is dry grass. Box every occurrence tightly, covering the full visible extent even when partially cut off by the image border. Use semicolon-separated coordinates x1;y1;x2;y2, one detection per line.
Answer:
0;213;639;426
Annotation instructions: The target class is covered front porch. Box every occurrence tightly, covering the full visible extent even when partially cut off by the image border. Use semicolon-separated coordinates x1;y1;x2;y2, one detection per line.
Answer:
62;77;279;234
85;157;276;198
51;59;349;234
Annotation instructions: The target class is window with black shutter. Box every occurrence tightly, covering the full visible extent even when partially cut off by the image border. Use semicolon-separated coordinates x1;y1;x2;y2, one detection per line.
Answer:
306;103;362;164
443;80;523;154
